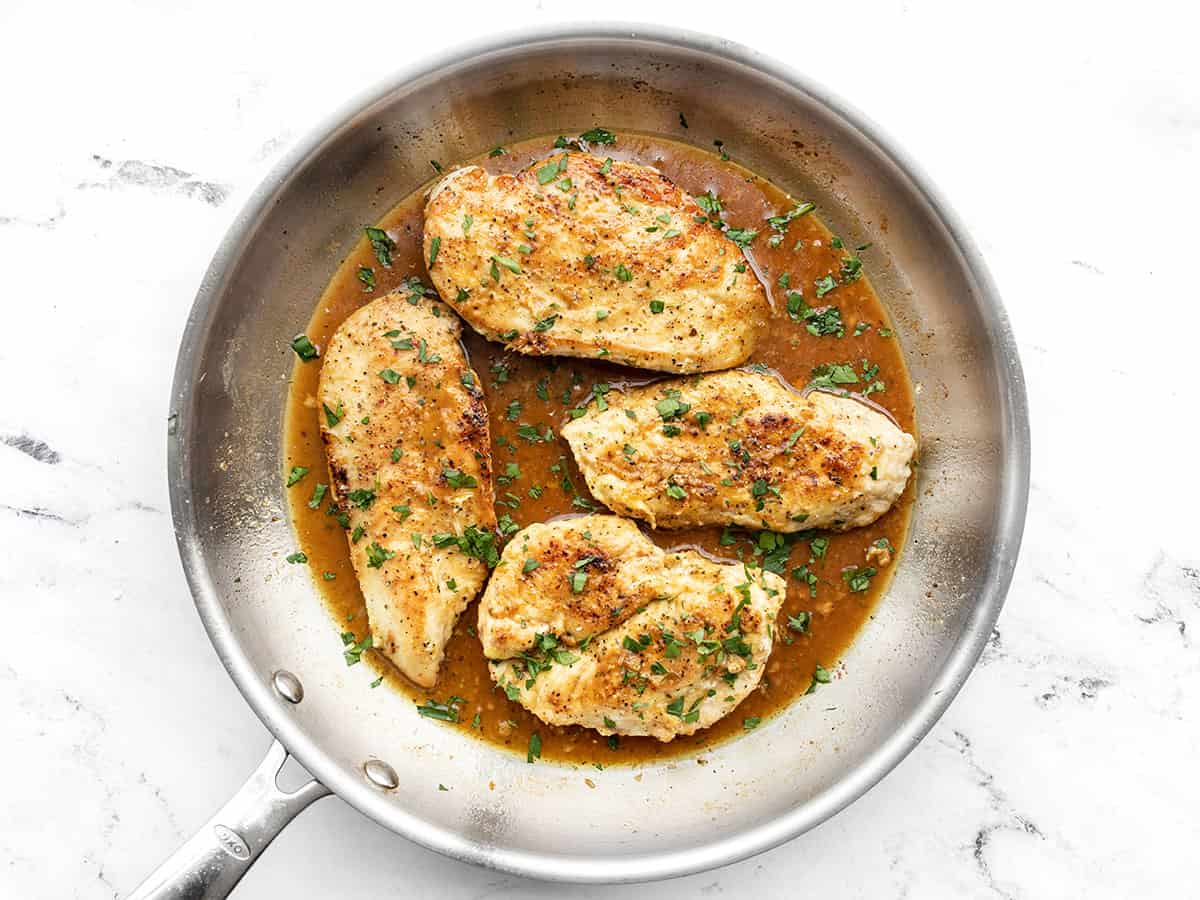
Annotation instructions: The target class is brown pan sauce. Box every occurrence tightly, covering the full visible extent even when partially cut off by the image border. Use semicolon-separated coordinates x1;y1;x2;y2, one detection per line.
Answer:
284;133;916;767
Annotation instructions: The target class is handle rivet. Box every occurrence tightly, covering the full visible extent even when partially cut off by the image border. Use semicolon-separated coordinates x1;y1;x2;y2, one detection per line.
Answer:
364;759;399;790
272;670;304;704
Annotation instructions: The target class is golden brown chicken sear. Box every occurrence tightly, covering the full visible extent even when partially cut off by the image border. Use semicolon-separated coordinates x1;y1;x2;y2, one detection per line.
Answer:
422;152;768;373
317;289;497;687
561;369;916;532
478;515;786;741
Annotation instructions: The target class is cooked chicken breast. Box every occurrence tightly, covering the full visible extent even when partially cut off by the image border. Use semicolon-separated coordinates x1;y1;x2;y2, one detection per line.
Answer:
561;370;916;532
422;152;767;373
478;515;786;741
317;289;497;687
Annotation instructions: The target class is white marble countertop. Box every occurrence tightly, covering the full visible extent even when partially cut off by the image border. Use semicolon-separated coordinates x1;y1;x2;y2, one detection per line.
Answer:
2;2;1197;897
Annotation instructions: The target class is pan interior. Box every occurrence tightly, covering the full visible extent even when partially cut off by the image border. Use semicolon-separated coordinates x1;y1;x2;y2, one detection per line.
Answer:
169;28;1026;881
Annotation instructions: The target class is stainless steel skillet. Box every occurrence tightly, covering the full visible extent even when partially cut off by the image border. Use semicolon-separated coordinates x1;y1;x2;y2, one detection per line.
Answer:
136;23;1029;898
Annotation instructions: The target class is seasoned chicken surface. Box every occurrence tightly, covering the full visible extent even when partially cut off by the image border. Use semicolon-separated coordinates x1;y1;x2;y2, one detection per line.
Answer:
317;290;497;687
478;515;786;741
422;153;767;373
561;370;916;532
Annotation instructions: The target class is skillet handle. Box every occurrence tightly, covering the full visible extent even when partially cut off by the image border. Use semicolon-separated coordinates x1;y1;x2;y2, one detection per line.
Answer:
127;740;330;899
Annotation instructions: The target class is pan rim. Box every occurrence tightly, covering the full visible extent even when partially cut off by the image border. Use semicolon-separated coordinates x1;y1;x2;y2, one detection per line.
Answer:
168;21;1030;883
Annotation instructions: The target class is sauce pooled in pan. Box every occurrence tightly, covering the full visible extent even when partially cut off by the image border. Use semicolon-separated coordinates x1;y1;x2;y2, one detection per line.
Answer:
283;132;916;766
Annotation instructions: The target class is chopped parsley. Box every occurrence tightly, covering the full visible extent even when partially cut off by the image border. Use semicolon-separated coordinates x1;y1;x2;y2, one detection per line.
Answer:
623;634;650;654
787;612;811;634
766;201;815;231
842;565;877;593
579;127;616;145
491;254;522;276
364;226;395;268
806;664;832;694
814;274;838;298
804;305;844;337
785;290;805;321
450;524;501;568
756;531;792;574
286;466;309;487
290;334;318;361
784;427;806;453
342;632;372;666
785;290;843;336
535;157;567;185
345;488;376;509
810;363;858;390
665;695;702;724
417;339;441;364
724;227;757;247
696;192;723;217
516;424;555;443
443;467;477;490
365;542;394;568
307;483;328;509
656;394;691;420
416;697;463;723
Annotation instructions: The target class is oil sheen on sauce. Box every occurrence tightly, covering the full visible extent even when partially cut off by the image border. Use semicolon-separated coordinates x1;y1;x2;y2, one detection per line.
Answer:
283;132;917;767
